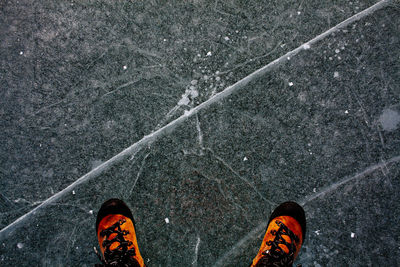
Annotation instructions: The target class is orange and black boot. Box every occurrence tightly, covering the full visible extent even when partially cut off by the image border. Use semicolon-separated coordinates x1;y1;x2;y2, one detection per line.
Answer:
95;198;145;267
250;201;306;267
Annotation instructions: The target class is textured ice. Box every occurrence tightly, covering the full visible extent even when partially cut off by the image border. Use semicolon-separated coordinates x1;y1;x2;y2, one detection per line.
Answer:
1;0;399;266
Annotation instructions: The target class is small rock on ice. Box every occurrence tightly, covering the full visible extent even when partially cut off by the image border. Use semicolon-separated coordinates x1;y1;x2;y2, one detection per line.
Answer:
165;218;170;224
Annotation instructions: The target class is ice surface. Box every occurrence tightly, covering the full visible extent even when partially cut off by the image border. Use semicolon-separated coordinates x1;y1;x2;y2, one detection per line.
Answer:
1;0;399;266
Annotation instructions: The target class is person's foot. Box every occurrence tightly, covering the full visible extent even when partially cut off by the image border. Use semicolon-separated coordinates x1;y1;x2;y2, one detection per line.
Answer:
250;201;306;267
95;198;145;267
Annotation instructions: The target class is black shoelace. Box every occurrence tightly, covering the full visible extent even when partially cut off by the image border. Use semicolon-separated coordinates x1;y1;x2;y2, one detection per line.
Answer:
255;220;301;267
94;219;141;267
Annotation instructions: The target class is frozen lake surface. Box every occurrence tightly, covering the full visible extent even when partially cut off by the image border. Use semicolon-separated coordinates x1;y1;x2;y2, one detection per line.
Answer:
1;0;399;266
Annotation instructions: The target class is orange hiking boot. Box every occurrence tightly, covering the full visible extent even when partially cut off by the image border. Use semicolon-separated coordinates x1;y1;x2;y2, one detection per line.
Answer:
95;198;145;267
250;201;306;267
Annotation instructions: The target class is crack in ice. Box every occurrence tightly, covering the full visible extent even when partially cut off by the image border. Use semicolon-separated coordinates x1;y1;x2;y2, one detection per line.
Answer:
0;0;391;241
213;154;400;267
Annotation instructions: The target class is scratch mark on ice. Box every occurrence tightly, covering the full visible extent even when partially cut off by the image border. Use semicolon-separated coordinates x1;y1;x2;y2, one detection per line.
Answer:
192;235;201;267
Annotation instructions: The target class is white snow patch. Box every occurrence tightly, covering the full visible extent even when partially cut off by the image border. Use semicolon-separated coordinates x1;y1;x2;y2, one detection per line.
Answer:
123;65;127;70
334;71;339;78
345;110;349;114
178;95;190;106
19;51;24;55
297;11;301;15
72;190;76;195
303;43;311;50
243;157;248;161
351;232;355;238
335;49;340;54
287;56;291;60
165;218;170;224
288;82;294;87
207;51;212;56
379;109;400;131
314;230;321;235
89;210;93;215
224;36;230;41
313;188;317;193
17;243;24;249
190;89;199;98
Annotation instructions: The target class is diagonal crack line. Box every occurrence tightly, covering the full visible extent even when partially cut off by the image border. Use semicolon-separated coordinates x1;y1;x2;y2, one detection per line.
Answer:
213;154;400;267
299;155;400;206
207;148;275;206
127;152;151;197
213;222;267;267
0;0;391;241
